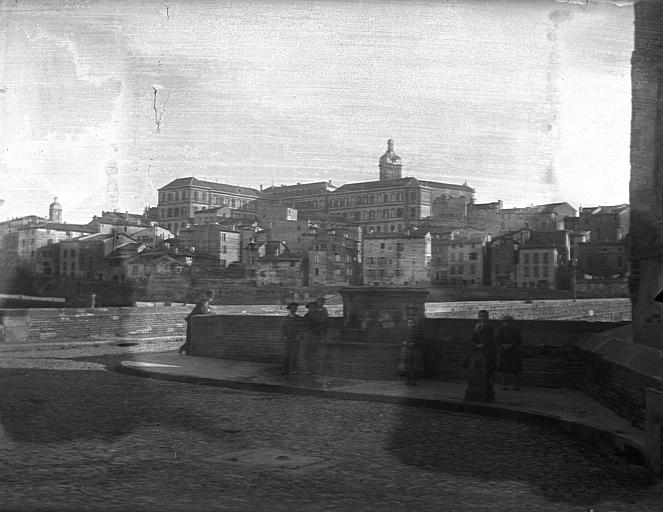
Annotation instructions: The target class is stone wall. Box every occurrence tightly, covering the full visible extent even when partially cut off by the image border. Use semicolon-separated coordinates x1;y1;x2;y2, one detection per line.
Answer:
190;314;622;385
578;329;663;427
0;306;190;345
630;0;663;350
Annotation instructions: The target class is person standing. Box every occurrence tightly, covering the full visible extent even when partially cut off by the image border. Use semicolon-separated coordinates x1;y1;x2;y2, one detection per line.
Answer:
178;290;214;355
302;301;328;375
280;302;303;375
496;315;523;391
314;296;330;339
471;309;496;383
464;309;496;402
402;318;424;386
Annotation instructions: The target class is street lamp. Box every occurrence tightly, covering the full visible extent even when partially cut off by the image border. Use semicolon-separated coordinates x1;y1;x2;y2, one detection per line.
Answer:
571;257;578;302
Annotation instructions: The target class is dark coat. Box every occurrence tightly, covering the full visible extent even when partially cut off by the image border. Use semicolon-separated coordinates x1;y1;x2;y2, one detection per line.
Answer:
496;325;523;373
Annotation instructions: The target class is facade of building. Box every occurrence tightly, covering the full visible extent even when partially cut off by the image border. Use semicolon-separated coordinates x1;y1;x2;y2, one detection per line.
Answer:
104;242;145;283
262;141;474;234
468;201;577;236
3;223;96;265
255;253;304;287
58;232;136;280
157;177;261;235
362;231;432;286
445;232;490;286
308;224;362;286
261;181;337;214
517;246;560;289
571;204;630;243
486;229;530;287
576;240;628;279
0;215;47;238
130;226;173;247
182;224;241;267
87;210;152;234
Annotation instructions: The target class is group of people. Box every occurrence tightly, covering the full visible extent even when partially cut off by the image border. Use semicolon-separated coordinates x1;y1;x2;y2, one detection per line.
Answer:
280;297;330;376
465;309;523;402
180;293;521;399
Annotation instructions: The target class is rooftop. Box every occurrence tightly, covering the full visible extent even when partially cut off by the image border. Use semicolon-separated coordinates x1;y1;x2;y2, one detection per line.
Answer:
159;177;262;197
333;177;474;194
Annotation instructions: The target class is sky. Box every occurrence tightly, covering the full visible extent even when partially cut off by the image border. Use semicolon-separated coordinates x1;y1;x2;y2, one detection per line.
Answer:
0;0;635;224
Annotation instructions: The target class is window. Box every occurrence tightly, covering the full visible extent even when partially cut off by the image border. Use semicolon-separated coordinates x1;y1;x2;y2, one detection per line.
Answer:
523;254;530;264
543;253;550;264
167;193;173;202
470;265;476;275
410;207;416;218
396;243;404;252
533;254;539;264
396;208;403;217
222;246;227;254
543;266;549;277
524;267;529;277
458;265;464;274
132;265;139;275
194;191;199;200
533;267;539;277
383;194;389;203
469;252;478;261
314;268;319;276
380;243;385;249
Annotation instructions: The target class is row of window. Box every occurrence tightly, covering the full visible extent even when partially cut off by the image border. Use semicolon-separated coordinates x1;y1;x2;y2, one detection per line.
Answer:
160;189;252;208
312;268;352;276
366;242;405;251
522;253;551;265
365;257;418;266
330;191;416;208
312;254;353;264
523;266;550;278
449;265;477;275
449;252;478;262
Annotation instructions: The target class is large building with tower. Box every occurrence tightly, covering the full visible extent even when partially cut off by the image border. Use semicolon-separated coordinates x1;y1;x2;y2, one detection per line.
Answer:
262;140;475;233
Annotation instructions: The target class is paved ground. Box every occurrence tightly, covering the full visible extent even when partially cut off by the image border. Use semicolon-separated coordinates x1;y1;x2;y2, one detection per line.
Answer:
0;344;662;511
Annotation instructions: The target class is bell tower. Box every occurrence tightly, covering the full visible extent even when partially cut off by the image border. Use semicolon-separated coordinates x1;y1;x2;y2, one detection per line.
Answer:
379;139;403;181
49;197;63;223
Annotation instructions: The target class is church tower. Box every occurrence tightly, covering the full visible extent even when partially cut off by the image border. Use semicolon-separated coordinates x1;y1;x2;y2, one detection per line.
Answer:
379;139;403;181
49;197;62;223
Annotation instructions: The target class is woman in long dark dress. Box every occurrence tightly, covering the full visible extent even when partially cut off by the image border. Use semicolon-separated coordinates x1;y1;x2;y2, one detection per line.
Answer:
464;309;496;402
496;315;523;391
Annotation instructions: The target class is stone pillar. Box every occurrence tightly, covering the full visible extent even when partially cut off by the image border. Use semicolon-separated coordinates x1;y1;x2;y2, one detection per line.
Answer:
630;0;663;350
339;286;429;343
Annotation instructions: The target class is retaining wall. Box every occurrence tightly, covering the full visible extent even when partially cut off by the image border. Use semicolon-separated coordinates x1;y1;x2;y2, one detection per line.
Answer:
0;306;190;345
190;315;625;386
578;329;663;427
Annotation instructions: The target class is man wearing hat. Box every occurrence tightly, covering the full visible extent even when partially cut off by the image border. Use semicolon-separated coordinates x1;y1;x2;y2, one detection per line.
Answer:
281;302;303;375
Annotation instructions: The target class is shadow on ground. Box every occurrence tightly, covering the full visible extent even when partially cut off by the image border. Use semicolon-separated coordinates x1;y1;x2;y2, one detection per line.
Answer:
386;389;654;506
0;365;221;443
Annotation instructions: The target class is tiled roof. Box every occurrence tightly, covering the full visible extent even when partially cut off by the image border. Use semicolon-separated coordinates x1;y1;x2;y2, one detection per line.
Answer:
580;204;630;215
158;177;261;196
18;222;96;233
262;181;336;196
333;177;474;194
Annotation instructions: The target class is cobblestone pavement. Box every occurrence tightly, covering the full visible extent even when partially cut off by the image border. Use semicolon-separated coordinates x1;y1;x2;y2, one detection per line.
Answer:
0;350;662;511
